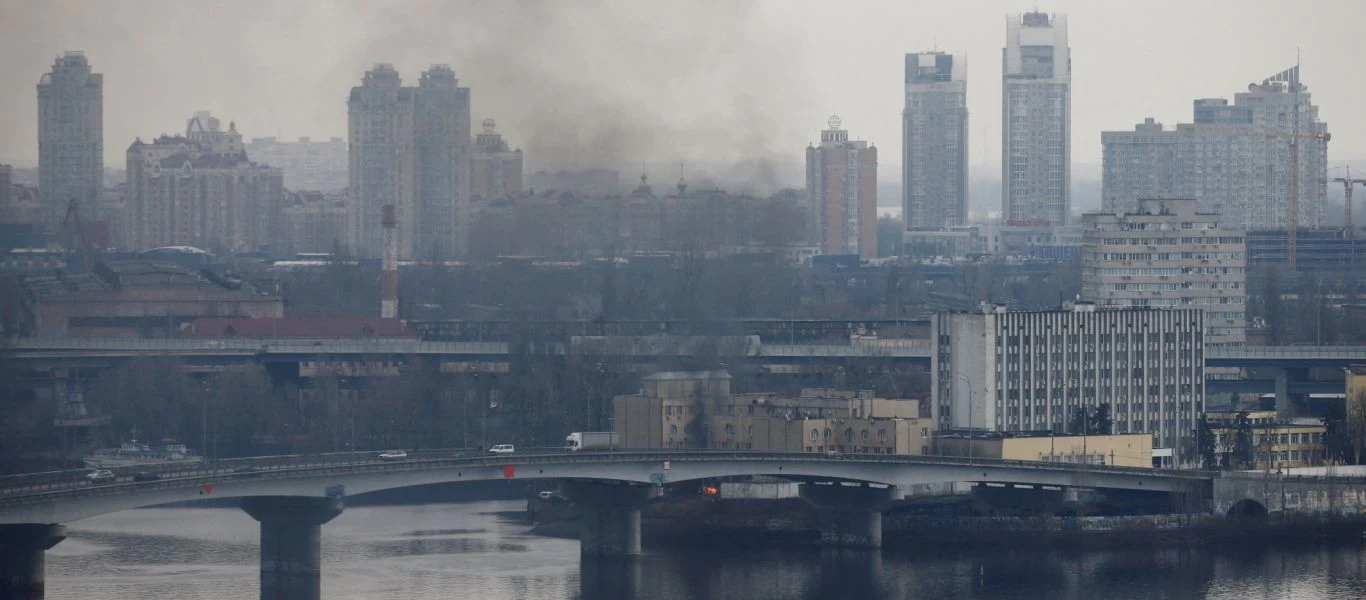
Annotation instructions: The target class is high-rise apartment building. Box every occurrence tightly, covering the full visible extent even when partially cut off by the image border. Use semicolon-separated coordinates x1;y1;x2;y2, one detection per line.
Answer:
1101;118;1179;213
903;52;968;230
245;136;348;191
37;51;103;231
805;116;877;259
126;113;284;252
933;304;1205;462
281;190;348;255
1002;12;1070;226
1101;70;1330;229
348;65;415;259
347;64;471;259
413;65;471;260
1080;199;1246;348
469;119;523;200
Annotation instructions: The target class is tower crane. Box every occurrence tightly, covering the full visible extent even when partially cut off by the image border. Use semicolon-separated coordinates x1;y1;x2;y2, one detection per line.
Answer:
1331;167;1366;229
60;197;96;272
1263;62;1330;270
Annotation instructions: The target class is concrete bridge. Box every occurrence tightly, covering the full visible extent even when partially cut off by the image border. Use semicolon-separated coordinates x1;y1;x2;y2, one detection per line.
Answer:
10;336;1366;367
0;450;1208;599
11;339;1366;409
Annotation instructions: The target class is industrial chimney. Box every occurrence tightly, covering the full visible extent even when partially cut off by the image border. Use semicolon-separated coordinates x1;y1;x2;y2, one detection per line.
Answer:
381;204;398;319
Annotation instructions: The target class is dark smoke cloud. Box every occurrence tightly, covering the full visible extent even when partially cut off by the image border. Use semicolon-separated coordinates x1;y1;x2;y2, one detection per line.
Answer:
0;0;814;193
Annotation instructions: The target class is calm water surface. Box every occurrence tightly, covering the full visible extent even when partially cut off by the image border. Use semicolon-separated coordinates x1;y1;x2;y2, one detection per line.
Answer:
45;501;1366;599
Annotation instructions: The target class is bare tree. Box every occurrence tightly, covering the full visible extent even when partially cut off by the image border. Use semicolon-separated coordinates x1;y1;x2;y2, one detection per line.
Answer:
1346;389;1366;465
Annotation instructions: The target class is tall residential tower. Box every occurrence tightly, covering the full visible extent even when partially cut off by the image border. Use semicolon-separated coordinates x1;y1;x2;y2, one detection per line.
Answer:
903;52;968;230
37;51;103;231
347;64;470;259
1002;12;1070;226
805;116;877;259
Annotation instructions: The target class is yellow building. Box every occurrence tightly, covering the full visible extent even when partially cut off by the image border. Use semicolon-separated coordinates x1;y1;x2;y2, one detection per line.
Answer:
936;432;1154;468
1206;410;1325;469
1347;365;1366;402
612;371;931;455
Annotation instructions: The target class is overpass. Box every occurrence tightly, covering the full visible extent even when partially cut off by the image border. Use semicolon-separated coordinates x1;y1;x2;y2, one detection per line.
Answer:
10;336;1366;366
9;339;1364;406
0;450;1208;599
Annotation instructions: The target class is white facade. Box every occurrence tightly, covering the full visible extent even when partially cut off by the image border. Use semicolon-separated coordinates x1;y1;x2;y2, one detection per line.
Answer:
933;304;1205;459
246;136;348;192
1081;199;1247;348
1101;76;1329;229
903;52;968;230
1002;12;1070;226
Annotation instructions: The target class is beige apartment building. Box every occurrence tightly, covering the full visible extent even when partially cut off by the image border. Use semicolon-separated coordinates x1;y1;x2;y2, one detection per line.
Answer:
805;117;877;259
612;371;931;455
1081;198;1246;348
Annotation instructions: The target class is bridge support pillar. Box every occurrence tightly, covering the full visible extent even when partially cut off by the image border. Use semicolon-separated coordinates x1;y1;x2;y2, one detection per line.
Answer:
561;482;653;557
800;484;902;549
241;496;343;600
0;524;65;600
1275;368;1290;419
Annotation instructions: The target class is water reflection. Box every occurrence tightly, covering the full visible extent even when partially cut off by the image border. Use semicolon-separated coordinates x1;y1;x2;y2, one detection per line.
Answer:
42;502;1366;600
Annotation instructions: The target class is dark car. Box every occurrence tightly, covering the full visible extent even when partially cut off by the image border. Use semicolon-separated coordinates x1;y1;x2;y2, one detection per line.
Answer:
132;471;161;482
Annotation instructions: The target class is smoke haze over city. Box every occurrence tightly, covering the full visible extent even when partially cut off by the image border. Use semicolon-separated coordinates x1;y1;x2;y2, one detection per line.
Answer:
3;0;1366;199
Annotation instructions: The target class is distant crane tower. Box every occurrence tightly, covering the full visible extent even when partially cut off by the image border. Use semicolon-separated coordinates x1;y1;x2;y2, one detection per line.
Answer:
1266;61;1331;270
60;196;97;272
1331;167;1366;229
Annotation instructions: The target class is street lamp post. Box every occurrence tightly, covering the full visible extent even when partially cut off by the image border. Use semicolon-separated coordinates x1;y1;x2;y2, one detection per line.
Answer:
200;379;210;465
956;373;976;461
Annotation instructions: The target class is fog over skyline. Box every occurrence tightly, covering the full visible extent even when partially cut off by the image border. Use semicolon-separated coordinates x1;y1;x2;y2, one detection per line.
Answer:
2;0;1364;194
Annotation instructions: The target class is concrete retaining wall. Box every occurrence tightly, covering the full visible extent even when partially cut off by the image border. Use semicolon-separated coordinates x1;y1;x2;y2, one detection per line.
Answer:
1213;474;1366;515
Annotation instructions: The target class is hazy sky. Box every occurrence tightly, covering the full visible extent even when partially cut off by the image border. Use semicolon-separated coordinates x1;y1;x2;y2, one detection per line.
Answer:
2;0;1364;188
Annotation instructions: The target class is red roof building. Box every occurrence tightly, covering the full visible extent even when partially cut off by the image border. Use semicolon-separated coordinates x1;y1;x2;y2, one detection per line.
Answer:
179;317;418;339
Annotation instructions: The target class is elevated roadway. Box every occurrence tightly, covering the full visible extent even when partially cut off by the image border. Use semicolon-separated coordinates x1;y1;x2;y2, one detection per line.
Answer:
10;336;1366;367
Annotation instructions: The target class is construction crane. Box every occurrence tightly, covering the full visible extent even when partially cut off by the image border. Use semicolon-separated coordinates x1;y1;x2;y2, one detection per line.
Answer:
1331;166;1366;229
60;197;93;271
1264;62;1330;271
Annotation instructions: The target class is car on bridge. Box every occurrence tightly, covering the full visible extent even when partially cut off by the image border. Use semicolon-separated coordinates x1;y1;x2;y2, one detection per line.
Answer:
489;444;515;455
86;469;115;484
132;471;161;482
378;450;408;461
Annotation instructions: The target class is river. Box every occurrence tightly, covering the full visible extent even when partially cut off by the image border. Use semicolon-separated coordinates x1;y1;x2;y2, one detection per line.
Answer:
45;501;1366;599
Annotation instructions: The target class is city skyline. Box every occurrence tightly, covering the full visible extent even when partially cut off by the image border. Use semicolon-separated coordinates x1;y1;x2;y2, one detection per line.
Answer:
3;0;1364;193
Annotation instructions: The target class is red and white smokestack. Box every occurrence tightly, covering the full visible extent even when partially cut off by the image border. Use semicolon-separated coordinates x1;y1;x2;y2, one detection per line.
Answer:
381;204;398;319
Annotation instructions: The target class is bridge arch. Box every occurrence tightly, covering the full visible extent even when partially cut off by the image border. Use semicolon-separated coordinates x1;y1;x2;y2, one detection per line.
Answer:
1227;498;1268;519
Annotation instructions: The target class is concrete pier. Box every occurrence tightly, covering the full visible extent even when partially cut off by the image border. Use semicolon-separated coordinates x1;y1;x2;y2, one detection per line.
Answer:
561;482;655;557
0;524;65;600
241;496;343;600
800;483;902;549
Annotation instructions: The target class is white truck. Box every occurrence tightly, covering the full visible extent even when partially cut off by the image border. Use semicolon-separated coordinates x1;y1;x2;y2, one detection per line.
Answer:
564;432;620;452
